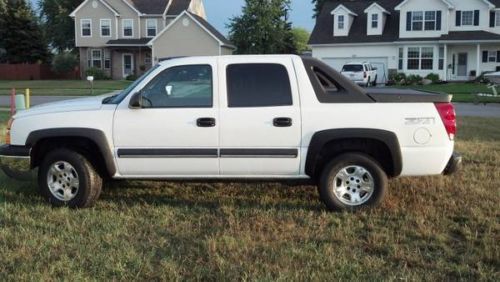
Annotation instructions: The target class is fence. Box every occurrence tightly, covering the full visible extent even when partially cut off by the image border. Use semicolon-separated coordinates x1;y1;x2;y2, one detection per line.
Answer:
0;64;80;80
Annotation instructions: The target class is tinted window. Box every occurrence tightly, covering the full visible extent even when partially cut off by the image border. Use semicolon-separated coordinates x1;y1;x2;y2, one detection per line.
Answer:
141;65;212;108
342;65;363;72
226;64;293;107
313;67;340;92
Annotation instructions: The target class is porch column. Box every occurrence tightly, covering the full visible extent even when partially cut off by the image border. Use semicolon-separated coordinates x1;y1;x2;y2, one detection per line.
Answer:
476;44;481;78
443;44;448;81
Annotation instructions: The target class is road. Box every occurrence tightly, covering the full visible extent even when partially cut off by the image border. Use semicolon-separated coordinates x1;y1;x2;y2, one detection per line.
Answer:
0;95;498;118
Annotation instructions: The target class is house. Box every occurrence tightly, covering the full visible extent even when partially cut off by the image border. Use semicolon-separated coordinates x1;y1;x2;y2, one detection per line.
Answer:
70;0;234;80
309;0;500;83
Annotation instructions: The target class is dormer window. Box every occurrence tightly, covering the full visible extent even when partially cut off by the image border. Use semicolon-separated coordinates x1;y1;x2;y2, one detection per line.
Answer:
338;15;345;29
371;14;378;28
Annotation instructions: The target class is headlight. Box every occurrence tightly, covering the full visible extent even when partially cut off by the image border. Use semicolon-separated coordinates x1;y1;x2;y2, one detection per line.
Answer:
5;118;13;144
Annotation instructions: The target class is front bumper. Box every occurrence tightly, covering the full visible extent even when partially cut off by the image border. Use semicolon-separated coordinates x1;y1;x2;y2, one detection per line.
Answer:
0;144;33;180
443;152;462;175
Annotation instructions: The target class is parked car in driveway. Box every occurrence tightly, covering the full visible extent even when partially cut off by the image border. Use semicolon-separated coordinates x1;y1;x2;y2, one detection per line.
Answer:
0;55;461;211
341;62;377;87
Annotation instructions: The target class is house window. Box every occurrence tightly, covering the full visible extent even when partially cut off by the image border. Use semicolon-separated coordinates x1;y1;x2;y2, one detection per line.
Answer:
100;19;111;37
145;53;152;65
81;19;91;37
424;11;436;30
104;50;111;69
398;48;404;70
496;12;500;26
371;14;378;28
122;19;133;37
461;11;474;26
407;47;434;70
91;49;102;69
338;15;345;29
438;47;444;70
412;11;423;31
488;51;497;62
146;19;157;37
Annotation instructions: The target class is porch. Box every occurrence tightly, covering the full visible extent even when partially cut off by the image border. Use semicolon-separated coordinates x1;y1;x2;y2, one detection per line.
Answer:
443;43;500;81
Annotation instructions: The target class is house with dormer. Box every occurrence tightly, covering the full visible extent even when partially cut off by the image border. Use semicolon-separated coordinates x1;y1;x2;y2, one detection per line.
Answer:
309;0;500;83
70;0;234;79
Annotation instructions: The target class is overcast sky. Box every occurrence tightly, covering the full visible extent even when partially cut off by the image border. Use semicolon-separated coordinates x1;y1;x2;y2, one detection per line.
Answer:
30;0;316;35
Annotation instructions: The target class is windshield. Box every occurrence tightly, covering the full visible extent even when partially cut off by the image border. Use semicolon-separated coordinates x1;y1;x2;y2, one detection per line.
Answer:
103;64;160;104
342;65;364;72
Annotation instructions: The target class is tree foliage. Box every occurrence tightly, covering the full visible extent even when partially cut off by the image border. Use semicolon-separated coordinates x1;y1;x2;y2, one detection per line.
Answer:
1;0;50;63
51;51;78;74
312;0;327;18
39;0;81;51
227;0;297;55
292;28;311;54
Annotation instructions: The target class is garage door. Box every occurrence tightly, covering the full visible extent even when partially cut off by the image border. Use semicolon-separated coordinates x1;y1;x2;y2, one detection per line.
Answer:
322;57;389;84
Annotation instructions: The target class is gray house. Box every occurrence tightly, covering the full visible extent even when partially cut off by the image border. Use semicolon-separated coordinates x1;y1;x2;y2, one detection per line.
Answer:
70;0;234;80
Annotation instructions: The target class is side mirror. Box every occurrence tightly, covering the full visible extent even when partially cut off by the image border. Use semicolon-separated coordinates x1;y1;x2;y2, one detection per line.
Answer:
129;91;142;109
165;85;173;96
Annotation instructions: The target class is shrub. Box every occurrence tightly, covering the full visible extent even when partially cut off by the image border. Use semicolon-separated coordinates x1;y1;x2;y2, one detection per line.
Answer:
425;73;440;84
85;67;109;80
406;74;422;85
51;52;78;74
125;74;138;81
389;73;407;85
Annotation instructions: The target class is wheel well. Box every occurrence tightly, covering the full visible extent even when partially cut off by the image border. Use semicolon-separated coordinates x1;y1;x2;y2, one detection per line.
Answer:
312;138;395;180
30;137;110;178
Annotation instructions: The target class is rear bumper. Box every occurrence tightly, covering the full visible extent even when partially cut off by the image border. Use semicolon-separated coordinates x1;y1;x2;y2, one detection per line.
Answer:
0;145;32;179
443;152;462;175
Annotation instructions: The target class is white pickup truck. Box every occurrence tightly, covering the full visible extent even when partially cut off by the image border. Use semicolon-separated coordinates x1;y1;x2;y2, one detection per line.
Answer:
0;55;461;211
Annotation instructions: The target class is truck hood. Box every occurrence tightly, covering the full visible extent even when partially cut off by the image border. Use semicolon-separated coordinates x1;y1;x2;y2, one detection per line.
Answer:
14;95;112;118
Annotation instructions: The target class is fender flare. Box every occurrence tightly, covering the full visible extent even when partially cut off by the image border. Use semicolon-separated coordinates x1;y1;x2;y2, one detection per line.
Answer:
26;128;116;176
305;128;403;178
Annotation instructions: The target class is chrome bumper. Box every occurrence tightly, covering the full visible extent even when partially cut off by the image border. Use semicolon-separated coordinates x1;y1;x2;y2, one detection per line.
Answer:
0;145;33;180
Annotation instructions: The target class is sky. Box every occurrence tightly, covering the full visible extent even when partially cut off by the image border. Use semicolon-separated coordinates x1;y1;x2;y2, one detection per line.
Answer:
30;0;316;35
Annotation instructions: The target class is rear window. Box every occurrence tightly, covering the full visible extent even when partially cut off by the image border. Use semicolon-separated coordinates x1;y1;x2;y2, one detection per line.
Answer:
226;63;293;107
342;65;364;72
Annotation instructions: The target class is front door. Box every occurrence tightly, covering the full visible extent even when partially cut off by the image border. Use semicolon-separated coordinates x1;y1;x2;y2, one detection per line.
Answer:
218;56;302;176
123;53;134;78
113;58;219;177
457;53;468;77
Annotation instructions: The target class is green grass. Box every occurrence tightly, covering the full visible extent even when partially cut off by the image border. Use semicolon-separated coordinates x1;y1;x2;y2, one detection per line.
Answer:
0;114;499;280
0;80;132;96
390;82;500;103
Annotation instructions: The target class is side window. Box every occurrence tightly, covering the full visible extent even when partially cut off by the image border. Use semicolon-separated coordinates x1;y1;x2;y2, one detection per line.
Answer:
226;64;293;107
141;65;212;108
312;67;340;92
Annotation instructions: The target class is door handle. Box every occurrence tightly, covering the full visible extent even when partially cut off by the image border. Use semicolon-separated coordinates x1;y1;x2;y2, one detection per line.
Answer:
273;117;292;127
197;117;216;127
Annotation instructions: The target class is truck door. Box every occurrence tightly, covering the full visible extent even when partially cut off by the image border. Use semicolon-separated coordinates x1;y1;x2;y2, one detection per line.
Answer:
218;56;302;176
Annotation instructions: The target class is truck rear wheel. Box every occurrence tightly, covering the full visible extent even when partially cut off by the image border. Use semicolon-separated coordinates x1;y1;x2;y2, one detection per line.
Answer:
318;153;387;211
38;148;102;208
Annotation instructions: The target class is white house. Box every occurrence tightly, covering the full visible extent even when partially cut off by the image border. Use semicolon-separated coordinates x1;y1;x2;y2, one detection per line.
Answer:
309;0;500;83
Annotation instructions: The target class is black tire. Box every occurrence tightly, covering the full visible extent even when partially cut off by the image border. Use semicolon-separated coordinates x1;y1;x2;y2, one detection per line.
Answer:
318;153;387;212
38;148;102;208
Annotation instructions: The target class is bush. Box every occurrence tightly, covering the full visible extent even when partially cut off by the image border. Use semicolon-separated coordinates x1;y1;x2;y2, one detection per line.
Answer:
125;74;138;81
406;74;423;85
51;52;78;74
85;67;109;80
389;73;407;85
425;73;440;84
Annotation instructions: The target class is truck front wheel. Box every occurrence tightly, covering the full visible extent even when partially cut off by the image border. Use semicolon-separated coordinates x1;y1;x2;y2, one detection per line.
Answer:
38;148;102;208
318;153;387;211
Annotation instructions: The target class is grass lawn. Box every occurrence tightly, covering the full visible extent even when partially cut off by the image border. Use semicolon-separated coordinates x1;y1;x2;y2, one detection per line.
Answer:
0;113;499;280
390;82;500;103
0;80;132;96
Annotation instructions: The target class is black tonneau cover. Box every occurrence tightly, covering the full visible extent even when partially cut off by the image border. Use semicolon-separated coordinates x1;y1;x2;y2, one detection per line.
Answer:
366;88;452;103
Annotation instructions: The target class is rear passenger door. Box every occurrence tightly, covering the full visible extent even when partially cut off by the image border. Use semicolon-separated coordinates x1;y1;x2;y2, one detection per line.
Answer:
218;57;302;176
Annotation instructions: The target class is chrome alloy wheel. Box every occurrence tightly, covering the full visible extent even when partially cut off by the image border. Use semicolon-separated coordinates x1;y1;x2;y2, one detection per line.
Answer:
47;161;80;202
333;165;375;206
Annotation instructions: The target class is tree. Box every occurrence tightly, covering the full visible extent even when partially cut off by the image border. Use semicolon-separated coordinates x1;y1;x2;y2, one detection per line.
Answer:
0;0;7;60
312;0;327;18
2;0;50;63
39;0;81;51
227;0;297;55
292;28;311;54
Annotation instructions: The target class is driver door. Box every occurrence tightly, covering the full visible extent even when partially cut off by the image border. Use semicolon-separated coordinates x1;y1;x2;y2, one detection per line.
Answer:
113;59;219;177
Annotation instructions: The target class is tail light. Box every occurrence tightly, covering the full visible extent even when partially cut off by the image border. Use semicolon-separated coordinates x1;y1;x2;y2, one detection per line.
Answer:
435;103;456;140
363;71;367;78
5;118;13;144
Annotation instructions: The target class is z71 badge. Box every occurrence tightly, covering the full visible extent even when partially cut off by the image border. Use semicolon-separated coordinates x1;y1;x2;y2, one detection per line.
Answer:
405;117;436;125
